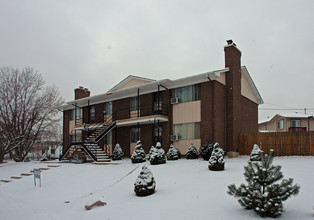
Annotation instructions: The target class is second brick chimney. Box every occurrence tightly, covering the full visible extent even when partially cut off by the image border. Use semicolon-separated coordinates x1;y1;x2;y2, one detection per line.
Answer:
74;86;90;100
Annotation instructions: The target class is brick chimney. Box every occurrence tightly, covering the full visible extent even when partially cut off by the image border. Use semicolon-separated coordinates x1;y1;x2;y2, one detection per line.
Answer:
224;40;242;153
74;86;90;100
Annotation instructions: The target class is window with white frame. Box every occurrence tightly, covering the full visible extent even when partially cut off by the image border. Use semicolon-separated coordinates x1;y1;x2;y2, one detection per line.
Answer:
291;119;300;127
172;84;200;103
277;120;284;130
173;122;200;140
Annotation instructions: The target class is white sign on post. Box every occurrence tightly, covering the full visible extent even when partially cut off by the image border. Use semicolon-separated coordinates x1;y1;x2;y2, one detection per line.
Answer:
34;168;41;187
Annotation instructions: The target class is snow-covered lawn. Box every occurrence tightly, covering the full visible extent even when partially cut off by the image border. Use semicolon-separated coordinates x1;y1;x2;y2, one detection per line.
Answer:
0;156;313;220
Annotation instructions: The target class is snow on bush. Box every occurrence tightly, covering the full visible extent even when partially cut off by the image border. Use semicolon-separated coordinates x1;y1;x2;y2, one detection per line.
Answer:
174;146;181;159
200;140;214;160
227;149;300;218
147;145;155;160
186;143;198;159
167;144;179;160
150;142;166;165
250;144;262;161
208;142;225;171
112;143;124;160
134;166;156;196
131;141;146;163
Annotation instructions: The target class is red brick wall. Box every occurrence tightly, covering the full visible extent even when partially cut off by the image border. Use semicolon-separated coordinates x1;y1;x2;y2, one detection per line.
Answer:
74;88;90;100
113;98;130;120
225;44;242;152
201;81;226;150
62;110;71;154
115;126;130;156
140;124;153;153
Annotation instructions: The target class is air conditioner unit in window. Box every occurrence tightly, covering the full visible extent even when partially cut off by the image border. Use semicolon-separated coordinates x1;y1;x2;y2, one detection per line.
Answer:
170;97;180;104
170;135;177;141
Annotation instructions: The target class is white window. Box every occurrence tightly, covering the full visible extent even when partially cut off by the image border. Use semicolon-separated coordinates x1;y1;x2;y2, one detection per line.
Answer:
291;120;300;127
277;120;284;130
173;122;200;140
172;84;200;103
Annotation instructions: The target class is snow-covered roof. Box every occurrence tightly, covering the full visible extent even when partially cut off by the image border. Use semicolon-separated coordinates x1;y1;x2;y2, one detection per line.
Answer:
259;113;314;125
277;113;313;118
59;68;229;110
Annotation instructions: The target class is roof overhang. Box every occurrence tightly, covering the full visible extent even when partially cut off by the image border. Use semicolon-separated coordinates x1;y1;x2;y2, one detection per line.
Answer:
116;115;168;127
241;66;264;105
59;68;229;110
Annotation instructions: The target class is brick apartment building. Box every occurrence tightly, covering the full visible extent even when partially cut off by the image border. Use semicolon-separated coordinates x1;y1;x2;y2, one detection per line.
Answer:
59;41;263;162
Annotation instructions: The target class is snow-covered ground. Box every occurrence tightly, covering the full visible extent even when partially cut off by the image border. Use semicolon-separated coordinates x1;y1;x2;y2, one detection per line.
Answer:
0;156;313;220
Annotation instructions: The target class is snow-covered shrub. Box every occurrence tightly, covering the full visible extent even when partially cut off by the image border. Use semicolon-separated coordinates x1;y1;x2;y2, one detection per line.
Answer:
174;146;181;159
150;142;166;165
134;166;156;196
250;144;262;161
112;143;124;160
186;143;198;159
208;142;225;171
167;144;179;160
131;141;146;163
227;149;300;218
147;145;155;160
200;140;215;160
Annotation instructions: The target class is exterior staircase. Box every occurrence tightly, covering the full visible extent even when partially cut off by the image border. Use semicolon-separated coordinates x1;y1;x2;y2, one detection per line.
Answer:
61;117;116;163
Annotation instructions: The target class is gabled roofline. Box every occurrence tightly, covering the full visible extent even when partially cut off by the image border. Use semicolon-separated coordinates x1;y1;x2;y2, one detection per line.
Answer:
59;68;229;110
241;66;264;104
107;75;155;93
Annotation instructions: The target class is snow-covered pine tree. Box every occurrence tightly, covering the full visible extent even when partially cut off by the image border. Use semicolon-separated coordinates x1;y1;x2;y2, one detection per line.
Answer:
186;143;198;159
150;142;166;165
167;144;179;160
134;166;156;196
112;143;124;160
131;141;146;163
200;140;215;160
250;144;262;161
148;145;156;160
174;146;181;159
208;142;225;171
227;149;300;218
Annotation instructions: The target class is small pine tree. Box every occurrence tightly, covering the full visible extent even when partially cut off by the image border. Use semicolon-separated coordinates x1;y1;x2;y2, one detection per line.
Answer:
134;166;156;196
167;144;179;160
200;140;215;160
147;145;156;160
112;143;124;160
208;142;225;171
186;143;198;159
150;142;166;165
250;144;262;161
227;149;300;218
131;141;146;163
174;146;181;159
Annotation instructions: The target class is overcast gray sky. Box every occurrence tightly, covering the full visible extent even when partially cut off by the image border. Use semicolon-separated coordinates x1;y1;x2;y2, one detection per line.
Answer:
1;0;314;121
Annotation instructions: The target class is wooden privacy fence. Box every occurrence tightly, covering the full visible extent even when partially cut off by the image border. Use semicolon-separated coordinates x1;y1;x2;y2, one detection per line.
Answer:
240;132;314;156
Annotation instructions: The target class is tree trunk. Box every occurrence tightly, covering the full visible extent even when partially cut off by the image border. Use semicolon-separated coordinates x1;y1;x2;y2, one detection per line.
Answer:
0;153;4;163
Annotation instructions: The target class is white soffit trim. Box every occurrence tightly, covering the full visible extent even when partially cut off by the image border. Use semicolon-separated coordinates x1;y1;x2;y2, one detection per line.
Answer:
116;116;168;127
62;68;230;108
241;66;264;104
